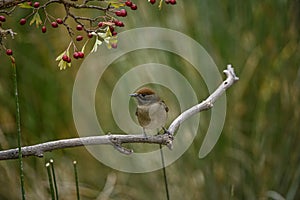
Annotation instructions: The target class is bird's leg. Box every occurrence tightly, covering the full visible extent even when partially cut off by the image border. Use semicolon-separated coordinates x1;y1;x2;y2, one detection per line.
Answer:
143;128;147;137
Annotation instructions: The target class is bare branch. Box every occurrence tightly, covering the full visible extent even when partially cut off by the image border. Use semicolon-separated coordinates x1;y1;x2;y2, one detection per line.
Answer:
0;134;173;160
0;0;26;9
0;27;17;38
168;64;239;135
0;65;238;161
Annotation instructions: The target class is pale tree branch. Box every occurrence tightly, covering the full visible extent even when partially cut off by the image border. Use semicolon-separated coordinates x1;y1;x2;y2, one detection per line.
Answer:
168;64;239;134
0;134;173;160
0;64;238;161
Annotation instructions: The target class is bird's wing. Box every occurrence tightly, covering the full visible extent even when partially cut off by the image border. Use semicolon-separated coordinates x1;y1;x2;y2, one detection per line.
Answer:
136;106;151;127
162;100;169;112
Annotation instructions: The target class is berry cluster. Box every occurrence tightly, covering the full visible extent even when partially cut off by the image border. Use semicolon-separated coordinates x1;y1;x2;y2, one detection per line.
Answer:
148;0;177;5
1;0;176;69
60;51;84;63
0;15;14;56
165;0;177;4
125;0;138;10
9;0;140;68
16;1;138;37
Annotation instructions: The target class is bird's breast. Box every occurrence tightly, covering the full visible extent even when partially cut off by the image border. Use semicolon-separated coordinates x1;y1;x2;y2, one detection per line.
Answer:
136;102;168;130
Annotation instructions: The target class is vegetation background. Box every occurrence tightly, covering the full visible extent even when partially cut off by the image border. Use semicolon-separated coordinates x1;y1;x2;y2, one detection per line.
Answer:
0;0;299;199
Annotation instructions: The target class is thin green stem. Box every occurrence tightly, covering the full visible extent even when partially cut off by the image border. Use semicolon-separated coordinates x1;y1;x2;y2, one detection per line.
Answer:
12;57;26;200
160;144;170;200
46;162;55;200
50;159;59;200
73;161;80;200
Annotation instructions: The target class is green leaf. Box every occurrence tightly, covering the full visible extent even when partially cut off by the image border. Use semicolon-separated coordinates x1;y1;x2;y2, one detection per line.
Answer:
30;12;42;27
55;51;66;61
158;0;163;10
106;36;118;49
105;26;112;37
91;37;103;53
18;3;33;9
97;32;107;39
58;59;67;70
108;1;125;8
81;40;89;53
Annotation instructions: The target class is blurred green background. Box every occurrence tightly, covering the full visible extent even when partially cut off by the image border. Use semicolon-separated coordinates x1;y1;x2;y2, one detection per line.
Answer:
1;0;300;199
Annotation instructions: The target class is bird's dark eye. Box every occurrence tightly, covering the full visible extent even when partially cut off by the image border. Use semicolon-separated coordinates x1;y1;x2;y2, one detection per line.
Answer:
140;94;146;97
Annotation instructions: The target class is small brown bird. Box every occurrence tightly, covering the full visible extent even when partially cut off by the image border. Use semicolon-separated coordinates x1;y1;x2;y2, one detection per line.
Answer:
130;87;169;135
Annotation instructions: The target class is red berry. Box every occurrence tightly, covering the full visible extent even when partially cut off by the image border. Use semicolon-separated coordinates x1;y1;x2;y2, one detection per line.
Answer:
111;43;117;49
115;10;122;16
62;54;71;63
109;26;114;33
116;9;127;17
98;22;103;27
20;18;27;25
62;54;68;61
6;49;13;56
114;20;124;27
120;9;127;17
27;1;32;6
87;33;93;38
112;31;117;36
169;0;176;4
73;52;79;59
131;4;137;10
78;52;84;58
0;15;6;22
76;35;83;41
33;1;40;8
149;0;156;4
56;18;63;24
125;0;132;7
76;24;83;31
51;21;58;28
41;26;47;33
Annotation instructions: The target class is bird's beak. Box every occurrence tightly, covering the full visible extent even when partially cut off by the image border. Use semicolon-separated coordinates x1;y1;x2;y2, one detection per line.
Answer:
130;93;138;97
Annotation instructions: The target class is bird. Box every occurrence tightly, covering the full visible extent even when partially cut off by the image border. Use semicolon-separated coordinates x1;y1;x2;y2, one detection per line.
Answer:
130;87;169;136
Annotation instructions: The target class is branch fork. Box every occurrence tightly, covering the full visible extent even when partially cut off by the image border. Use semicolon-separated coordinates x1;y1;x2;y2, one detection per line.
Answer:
108;133;174;154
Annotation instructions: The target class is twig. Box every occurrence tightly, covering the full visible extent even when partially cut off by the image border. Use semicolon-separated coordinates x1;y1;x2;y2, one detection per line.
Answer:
0;0;26;9
168;64;239;135
0;27;17;40
0;65;238;161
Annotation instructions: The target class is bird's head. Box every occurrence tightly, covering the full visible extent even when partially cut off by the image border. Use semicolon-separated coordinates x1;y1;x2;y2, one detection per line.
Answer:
130;87;160;105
